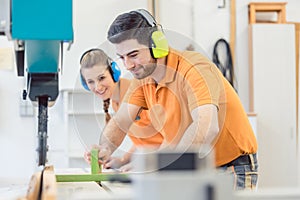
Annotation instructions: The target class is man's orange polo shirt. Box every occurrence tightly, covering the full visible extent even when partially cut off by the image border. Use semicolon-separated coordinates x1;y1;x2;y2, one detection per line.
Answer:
112;78;163;147
123;48;257;166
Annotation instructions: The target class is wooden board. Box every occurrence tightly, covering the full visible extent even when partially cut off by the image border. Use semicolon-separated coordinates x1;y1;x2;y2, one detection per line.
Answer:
56;173;129;182
41;166;56;200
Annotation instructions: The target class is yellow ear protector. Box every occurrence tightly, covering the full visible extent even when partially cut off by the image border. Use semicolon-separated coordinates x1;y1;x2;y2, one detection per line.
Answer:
79;48;121;91
134;9;169;58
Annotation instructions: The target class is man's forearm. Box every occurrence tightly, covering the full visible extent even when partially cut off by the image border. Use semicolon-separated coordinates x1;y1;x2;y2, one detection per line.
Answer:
176;105;219;155
99;116;127;154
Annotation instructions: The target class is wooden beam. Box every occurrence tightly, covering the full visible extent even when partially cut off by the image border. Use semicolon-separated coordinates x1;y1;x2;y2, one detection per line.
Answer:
248;25;254;113
56;173;129;182
22;166;57;200
288;22;300;153
91;148;102;174
41;166;57;200
296;23;300;154
248;2;287;24
25;171;42;200
230;0;236;83
148;0;159;22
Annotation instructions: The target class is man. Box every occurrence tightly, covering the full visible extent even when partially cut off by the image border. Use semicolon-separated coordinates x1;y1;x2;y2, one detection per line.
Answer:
85;9;258;190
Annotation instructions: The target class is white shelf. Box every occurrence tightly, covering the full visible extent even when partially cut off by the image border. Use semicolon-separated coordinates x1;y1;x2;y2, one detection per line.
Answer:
67;111;105;115
62;89;107;168
68;149;86;158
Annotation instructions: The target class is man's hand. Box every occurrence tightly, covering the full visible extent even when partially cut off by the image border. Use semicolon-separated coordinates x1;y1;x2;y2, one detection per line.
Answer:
119;162;132;172
103;156;127;169
104;158;132;172
84;144;112;165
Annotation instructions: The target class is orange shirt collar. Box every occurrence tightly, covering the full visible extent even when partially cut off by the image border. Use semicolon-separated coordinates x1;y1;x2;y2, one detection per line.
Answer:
143;48;181;85
160;48;181;85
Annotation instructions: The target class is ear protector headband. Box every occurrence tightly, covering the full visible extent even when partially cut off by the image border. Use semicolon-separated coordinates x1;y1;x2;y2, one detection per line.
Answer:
134;9;169;58
79;48;121;91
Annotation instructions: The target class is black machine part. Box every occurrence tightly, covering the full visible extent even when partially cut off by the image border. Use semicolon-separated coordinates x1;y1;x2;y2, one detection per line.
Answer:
27;73;59;102
14;40;25;76
37;96;49;166
27;73;59;166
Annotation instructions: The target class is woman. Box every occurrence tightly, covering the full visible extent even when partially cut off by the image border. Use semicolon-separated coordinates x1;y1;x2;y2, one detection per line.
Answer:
80;48;163;171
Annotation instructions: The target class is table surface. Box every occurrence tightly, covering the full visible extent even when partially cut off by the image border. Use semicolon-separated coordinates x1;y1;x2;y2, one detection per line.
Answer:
0;168;133;200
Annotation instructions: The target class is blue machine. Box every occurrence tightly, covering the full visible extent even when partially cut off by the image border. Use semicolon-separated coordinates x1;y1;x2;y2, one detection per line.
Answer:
1;0;73;166
11;0;73;103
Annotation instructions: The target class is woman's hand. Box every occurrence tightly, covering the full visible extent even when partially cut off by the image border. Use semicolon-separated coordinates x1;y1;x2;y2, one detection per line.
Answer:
84;144;112;165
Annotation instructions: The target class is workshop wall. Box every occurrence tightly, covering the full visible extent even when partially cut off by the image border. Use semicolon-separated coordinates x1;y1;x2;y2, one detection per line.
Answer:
60;0;148;89
1;0;300;187
0;38;36;180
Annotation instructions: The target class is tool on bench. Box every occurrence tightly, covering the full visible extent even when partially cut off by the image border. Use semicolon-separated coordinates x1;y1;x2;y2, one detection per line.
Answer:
55;149;130;183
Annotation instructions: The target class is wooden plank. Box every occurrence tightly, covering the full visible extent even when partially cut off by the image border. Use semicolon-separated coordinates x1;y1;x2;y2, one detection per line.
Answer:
295;23;300;152
56;173;129;182
25;171;42;200
247;112;257;117
147;0;159;22
21;166;57;200
230;0;236;83
248;2;287;24
91;149;101;174
56;148;129;183
289;22;300;153
248;25;254;112
41;166;57;200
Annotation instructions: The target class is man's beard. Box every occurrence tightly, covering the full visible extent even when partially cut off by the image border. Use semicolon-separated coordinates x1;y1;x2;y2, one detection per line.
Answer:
132;63;157;80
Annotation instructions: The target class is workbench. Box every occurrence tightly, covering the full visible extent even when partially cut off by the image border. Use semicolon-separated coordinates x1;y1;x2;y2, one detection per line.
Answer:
0;168;133;200
55;168;133;200
2;168;300;200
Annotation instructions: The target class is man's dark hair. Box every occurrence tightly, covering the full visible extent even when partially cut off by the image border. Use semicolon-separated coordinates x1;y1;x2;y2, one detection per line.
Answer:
107;11;157;47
